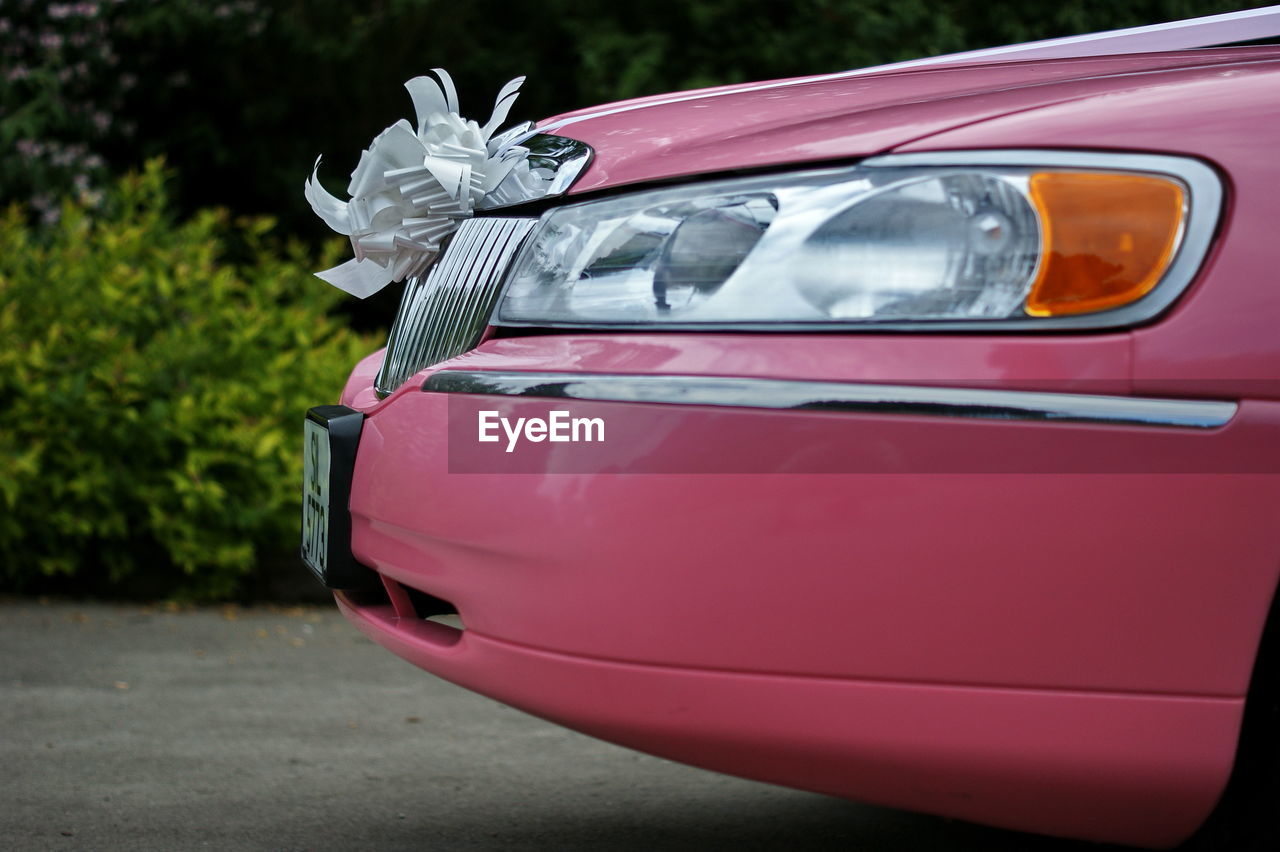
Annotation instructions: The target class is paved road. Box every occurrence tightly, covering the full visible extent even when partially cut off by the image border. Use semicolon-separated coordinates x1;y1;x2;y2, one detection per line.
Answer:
1;599;1124;851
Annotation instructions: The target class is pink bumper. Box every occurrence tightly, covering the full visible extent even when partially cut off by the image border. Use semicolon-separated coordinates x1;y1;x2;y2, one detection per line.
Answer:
335;335;1280;848
339;595;1238;848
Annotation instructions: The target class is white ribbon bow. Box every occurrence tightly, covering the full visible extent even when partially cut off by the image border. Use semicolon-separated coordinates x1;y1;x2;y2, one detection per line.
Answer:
304;69;529;297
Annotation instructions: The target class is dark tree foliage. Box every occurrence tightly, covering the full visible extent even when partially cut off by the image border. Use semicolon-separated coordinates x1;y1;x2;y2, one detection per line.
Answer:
1;0;1261;233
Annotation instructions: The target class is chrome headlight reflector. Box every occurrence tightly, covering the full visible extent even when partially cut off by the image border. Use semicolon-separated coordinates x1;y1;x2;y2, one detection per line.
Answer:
495;151;1219;330
476;129;594;210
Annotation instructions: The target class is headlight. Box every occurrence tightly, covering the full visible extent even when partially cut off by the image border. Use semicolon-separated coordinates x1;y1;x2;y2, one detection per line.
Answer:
495;151;1220;330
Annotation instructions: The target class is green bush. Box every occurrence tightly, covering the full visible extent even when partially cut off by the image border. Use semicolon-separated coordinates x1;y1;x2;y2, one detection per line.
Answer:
0;161;379;600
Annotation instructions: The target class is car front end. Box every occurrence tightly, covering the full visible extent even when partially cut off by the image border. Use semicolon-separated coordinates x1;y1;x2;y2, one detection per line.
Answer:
302;28;1280;849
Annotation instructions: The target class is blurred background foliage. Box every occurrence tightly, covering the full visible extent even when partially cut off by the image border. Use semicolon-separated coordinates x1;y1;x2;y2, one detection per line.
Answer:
0;0;1263;599
0;162;377;599
1;0;1260;232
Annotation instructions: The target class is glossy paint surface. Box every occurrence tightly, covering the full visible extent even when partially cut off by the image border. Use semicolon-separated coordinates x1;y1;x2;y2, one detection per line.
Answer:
338;332;1280;847
333;45;1280;848
338;592;1241;849
891;61;1280;400
348;376;1280;693
544;49;1280;195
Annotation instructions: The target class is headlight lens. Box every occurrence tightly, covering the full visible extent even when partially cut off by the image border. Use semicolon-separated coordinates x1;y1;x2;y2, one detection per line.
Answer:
793;173;1040;320
500;186;782;322
496;153;1216;329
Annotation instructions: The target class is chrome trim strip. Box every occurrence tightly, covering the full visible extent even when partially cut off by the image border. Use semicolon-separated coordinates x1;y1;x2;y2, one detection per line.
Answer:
423;370;1237;429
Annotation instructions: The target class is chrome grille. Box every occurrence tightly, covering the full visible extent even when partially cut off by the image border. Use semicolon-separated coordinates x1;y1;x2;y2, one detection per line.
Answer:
374;217;537;396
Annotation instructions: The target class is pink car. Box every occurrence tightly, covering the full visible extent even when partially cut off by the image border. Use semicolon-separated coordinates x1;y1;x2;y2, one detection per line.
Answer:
301;9;1280;849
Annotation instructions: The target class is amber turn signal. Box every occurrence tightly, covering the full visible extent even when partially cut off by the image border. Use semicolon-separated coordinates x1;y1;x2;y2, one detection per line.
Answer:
1026;172;1185;316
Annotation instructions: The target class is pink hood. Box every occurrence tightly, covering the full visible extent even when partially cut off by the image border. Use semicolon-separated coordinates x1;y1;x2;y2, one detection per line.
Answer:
543;47;1280;194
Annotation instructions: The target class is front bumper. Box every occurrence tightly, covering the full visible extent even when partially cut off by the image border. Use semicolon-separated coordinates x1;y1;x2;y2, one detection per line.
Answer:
331;333;1280;848
339;589;1238;849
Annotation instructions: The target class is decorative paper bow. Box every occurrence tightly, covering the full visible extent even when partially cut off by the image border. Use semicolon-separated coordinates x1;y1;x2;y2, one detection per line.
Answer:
304;69;531;298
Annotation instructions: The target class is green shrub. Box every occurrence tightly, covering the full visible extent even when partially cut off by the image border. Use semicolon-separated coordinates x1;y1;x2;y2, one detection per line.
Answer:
0;161;379;600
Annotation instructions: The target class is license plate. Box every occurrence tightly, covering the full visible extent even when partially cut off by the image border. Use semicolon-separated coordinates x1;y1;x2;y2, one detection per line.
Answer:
301;418;331;579
300;406;368;589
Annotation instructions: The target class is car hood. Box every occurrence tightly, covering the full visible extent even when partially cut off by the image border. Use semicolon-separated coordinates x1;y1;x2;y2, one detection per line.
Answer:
541;48;1277;194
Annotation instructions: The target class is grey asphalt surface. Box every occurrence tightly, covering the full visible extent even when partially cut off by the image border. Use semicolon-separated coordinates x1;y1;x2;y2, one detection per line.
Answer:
1;599;1127;851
